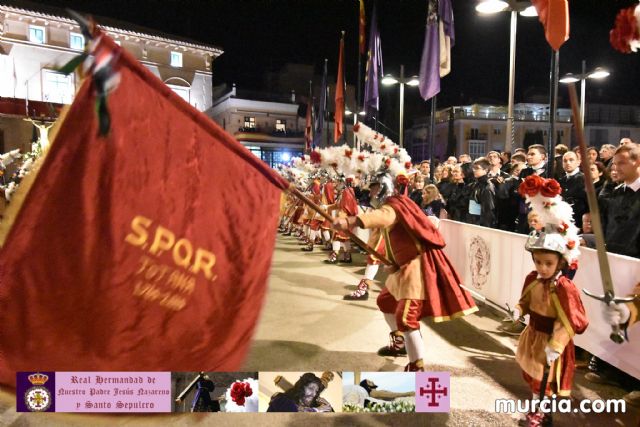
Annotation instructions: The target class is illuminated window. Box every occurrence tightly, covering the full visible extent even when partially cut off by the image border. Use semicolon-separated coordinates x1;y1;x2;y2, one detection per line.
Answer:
70;32;84;50
244;117;256;129
275;119;286;132
42;70;75;104
29;25;46;44
468;141;486;160
170;51;182;68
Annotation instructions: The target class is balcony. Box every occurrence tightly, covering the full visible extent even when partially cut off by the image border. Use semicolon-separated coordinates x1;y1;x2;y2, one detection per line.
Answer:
234;127;305;145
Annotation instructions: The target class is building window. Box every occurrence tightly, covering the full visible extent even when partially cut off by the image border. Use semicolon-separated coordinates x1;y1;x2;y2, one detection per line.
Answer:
167;84;190;103
170;51;183;68
245;145;261;158
244;117;256;129
42;70;75;104
70;32;84;50
493;128;501;135
468;140;486;160
275;119;286;132
29;25;46;44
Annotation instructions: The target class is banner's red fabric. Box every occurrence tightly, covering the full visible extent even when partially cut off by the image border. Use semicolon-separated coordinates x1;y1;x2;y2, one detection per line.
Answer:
532;0;569;51
0;35;288;387
334;36;345;144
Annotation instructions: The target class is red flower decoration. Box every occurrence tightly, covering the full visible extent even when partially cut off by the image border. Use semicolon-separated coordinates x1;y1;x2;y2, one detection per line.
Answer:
394;148;399;154
374;133;380;140
540;178;562;198
404;161;412;169
518;174;545;198
344;149;353;159
569;260;579;270
380;144;386;150
557;222;569;234
384;158;391;168
357;154;365;162
230;382;253;406
353;122;360;132
310;150;321;164
330;162;338;168
566;240;576;250
380;136;386;142
610;5;640;54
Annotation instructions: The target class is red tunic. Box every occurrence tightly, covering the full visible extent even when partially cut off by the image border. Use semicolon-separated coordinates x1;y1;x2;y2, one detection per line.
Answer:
516;271;589;396
362;195;478;321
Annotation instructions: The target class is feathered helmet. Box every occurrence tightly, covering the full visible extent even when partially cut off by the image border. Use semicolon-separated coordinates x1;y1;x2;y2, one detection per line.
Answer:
224;378;258;412
519;175;580;268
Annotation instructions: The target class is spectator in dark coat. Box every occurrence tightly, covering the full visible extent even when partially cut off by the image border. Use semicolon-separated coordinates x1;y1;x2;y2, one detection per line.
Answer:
601;144;640;258
447;165;469;222
558;151;588;230
467;157;496;228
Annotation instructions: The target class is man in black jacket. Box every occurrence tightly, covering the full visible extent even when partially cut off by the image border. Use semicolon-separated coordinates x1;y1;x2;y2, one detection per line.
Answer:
467;157;496;228
516;145;549;233
558;151;588;230
601;144;640;258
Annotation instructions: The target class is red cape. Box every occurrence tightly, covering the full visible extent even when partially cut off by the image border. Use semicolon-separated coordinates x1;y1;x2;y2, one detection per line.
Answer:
339;187;359;216
385;195;477;319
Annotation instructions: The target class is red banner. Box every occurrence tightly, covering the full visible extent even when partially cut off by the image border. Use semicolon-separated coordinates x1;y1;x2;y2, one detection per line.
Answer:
0;35;288;387
359;0;366;55
334;35;345;144
532;0;569;51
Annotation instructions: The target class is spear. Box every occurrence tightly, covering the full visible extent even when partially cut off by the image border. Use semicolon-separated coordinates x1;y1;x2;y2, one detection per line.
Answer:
288;184;396;267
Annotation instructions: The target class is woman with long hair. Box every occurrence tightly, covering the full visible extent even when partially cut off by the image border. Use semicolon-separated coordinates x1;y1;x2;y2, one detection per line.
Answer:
422;184;446;218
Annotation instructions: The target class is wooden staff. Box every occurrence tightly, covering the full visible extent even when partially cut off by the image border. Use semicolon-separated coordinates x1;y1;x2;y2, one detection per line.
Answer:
288;184;397;267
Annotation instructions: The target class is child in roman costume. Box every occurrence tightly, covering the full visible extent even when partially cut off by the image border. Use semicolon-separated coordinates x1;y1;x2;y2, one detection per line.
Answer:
325;176;359;264
513;175;588;427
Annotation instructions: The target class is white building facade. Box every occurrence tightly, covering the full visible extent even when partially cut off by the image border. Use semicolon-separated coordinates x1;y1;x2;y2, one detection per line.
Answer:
0;2;222;153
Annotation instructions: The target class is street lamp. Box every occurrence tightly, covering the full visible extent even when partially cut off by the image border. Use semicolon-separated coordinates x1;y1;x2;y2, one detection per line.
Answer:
559;61;610;129
476;0;536;152
381;64;419;148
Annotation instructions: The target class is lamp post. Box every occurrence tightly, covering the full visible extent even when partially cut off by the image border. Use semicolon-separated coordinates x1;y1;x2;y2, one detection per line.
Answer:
381;64;419;148
559;60;610;130
476;0;536;153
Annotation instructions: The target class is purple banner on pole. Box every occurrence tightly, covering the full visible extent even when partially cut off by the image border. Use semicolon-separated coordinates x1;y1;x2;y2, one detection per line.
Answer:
363;4;383;115
419;0;455;101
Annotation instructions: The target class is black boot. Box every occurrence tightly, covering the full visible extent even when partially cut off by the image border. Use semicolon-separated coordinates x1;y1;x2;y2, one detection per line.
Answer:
377;331;407;356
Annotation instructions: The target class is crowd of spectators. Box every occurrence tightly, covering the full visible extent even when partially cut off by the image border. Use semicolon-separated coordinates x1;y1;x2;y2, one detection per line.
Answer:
405;138;640;259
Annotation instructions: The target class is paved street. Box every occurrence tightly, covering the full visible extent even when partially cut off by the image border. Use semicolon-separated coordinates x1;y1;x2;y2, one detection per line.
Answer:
0;233;638;426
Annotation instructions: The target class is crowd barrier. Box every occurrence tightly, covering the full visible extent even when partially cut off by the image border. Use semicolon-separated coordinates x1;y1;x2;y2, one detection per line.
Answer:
439;219;640;380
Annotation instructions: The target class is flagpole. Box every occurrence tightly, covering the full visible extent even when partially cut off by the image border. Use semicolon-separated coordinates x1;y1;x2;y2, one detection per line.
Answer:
547;49;559;178
341;30;348;146
429;95;436;182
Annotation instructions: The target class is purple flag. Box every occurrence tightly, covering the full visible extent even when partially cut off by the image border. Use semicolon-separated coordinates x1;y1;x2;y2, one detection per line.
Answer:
419;0;455;101
363;4;383;115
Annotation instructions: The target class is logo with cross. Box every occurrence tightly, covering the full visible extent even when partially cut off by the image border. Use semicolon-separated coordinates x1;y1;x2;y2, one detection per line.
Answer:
416;372;450;413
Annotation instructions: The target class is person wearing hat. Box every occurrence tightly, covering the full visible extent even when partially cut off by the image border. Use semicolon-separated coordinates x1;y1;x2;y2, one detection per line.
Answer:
333;172;478;372
512;175;589;427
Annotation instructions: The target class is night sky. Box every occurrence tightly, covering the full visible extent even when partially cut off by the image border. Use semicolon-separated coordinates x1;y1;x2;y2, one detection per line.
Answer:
31;0;640;129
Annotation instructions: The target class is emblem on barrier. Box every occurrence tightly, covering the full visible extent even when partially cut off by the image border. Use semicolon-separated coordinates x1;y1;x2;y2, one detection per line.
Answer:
468;235;490;290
